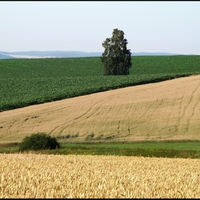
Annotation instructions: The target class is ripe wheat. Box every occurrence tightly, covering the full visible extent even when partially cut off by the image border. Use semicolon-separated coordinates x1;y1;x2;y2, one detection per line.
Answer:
0;153;200;198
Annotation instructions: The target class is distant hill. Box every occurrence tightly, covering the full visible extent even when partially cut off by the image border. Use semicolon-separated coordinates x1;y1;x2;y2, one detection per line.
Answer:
0;53;14;59
0;51;103;59
0;51;181;59
131;52;180;56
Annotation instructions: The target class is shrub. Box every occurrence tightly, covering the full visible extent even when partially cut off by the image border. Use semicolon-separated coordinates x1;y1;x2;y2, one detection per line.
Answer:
19;133;60;151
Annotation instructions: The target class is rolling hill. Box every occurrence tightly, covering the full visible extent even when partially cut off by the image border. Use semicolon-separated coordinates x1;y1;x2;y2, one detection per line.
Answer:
0;75;200;144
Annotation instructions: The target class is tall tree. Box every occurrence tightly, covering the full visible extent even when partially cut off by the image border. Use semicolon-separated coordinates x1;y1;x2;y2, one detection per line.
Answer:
101;28;132;75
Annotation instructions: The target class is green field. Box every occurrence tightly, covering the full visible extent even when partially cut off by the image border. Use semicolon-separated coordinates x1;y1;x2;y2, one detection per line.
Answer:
1;55;200;112
1;141;200;158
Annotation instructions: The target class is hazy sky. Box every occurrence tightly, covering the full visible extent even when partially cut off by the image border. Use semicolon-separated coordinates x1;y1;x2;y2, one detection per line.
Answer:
1;1;200;54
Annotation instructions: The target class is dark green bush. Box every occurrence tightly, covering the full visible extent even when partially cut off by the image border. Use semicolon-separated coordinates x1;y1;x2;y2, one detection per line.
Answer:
19;133;60;151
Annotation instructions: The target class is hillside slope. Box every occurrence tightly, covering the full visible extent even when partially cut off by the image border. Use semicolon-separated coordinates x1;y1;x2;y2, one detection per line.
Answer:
0;75;200;143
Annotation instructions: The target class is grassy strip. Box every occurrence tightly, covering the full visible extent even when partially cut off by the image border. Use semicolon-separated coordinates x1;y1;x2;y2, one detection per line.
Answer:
0;143;19;153
1;141;200;159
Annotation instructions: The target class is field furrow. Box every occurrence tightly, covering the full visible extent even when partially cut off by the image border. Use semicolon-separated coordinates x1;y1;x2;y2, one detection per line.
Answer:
184;81;200;133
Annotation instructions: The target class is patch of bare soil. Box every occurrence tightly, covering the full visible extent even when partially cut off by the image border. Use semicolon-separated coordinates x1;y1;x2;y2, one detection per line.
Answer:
0;75;200;143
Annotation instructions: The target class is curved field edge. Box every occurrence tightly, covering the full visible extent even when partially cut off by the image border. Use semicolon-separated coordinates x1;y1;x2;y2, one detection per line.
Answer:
1;55;200;112
0;73;193;112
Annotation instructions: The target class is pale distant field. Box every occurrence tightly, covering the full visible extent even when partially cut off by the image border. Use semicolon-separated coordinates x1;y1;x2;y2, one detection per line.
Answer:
0;153;200;198
0;75;200;144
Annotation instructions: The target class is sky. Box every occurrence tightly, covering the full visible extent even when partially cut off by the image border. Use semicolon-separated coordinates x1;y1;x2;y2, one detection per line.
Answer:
1;1;200;55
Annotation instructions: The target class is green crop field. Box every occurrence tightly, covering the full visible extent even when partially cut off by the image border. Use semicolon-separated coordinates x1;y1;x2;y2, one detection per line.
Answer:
0;55;200;112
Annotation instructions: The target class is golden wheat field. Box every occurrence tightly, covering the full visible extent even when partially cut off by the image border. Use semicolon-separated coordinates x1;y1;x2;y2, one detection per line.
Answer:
0;153;200;198
0;75;200;144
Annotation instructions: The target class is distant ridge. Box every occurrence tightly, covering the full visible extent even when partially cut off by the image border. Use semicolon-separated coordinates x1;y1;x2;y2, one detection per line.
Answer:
131;52;179;56
0;51;102;59
0;53;14;59
0;51;183;59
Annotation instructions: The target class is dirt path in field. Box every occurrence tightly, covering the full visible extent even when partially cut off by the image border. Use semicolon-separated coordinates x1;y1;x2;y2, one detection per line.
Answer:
0;75;200;143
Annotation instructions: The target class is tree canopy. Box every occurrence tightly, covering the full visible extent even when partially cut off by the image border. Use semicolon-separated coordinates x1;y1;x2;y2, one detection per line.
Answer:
101;28;132;75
